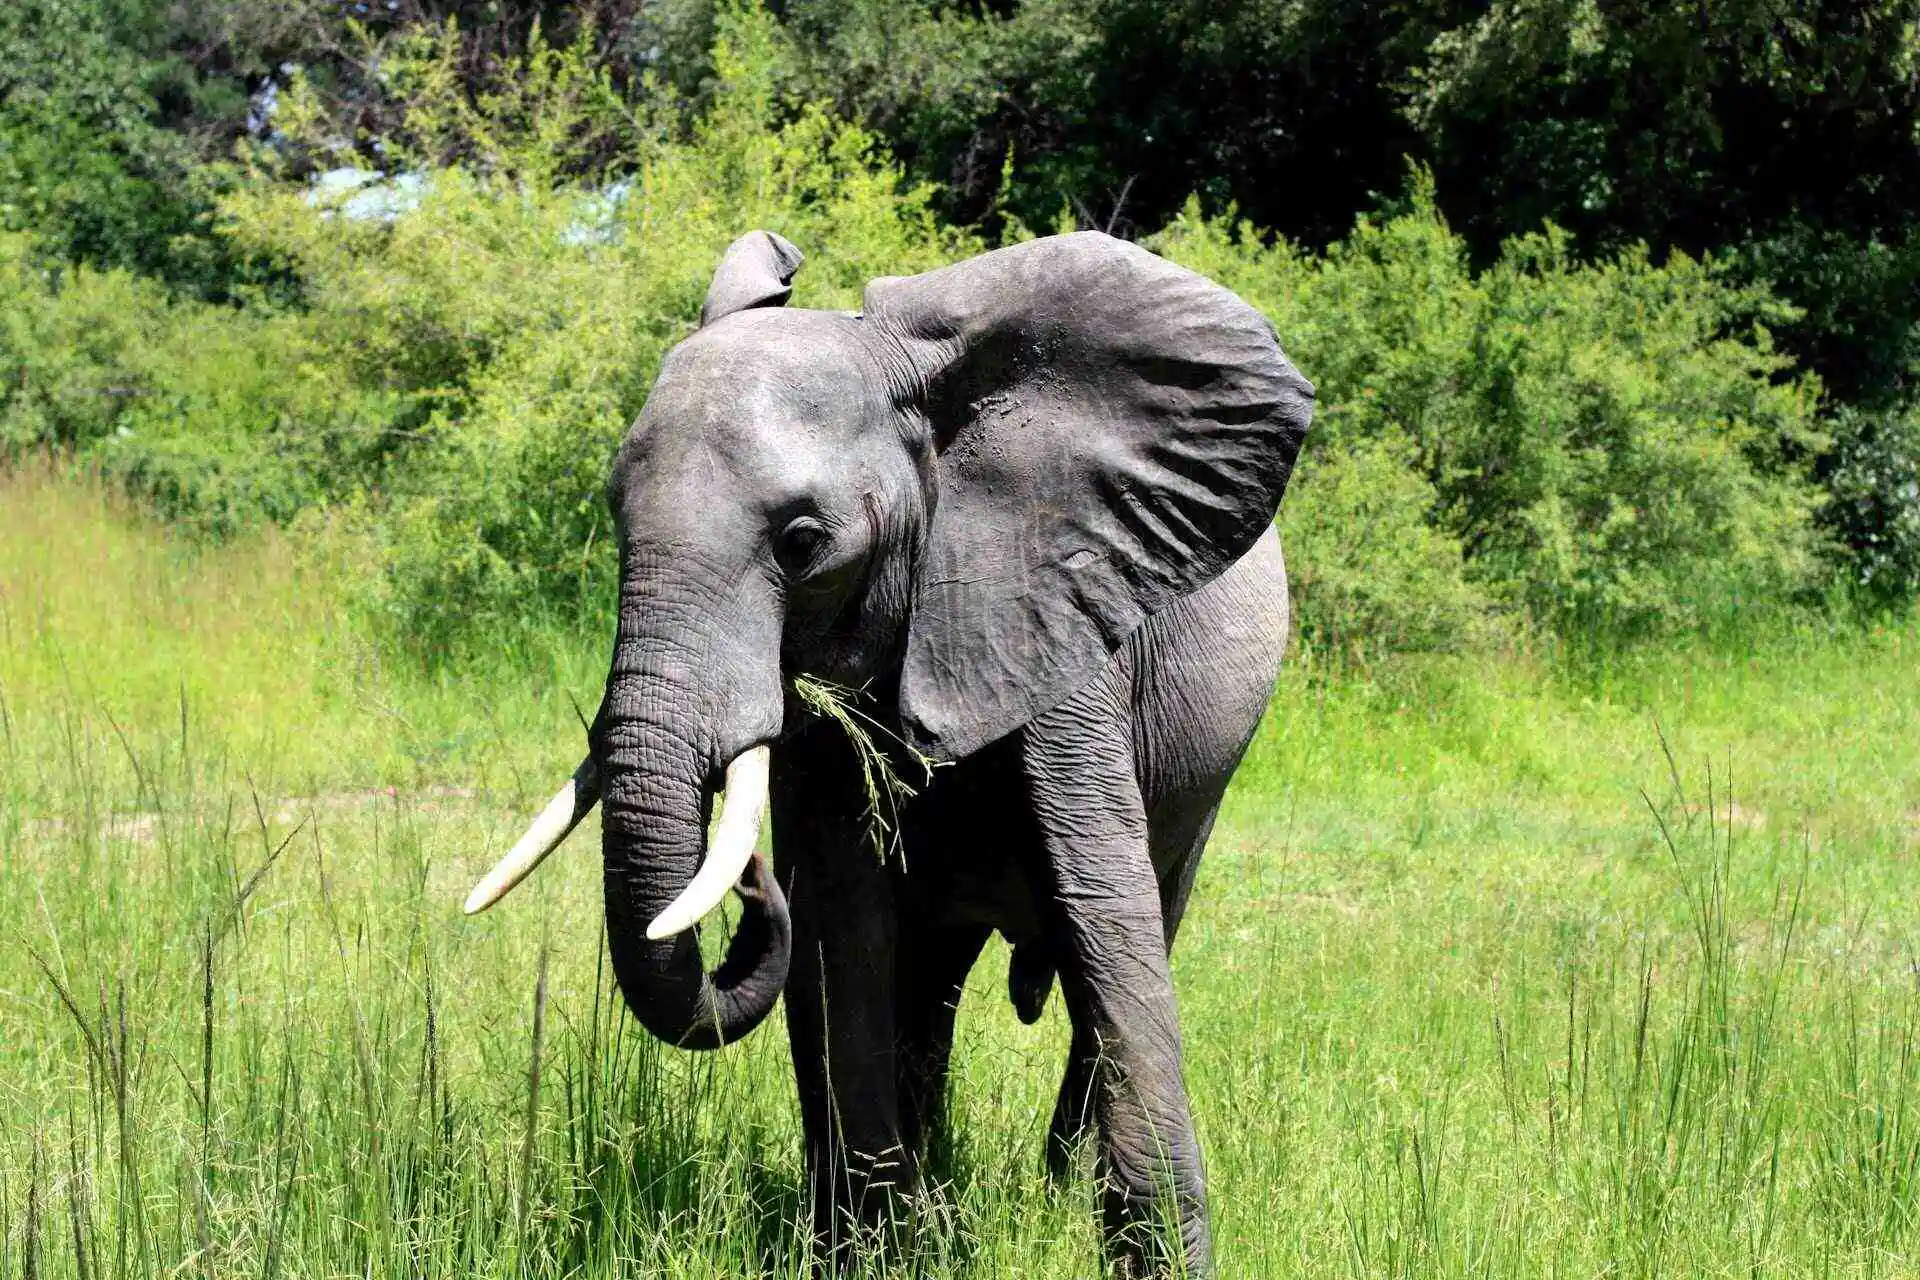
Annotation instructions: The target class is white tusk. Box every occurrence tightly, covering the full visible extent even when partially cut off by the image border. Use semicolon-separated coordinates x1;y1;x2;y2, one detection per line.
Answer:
645;745;770;940
463;757;599;915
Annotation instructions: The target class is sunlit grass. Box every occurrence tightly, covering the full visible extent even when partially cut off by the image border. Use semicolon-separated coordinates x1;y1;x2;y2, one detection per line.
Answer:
3;465;1917;1276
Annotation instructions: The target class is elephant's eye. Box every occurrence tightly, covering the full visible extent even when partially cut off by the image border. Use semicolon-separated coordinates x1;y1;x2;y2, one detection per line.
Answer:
774;517;830;576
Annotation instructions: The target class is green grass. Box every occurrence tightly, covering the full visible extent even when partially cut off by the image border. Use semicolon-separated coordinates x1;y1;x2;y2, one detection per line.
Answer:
3;465;1918;1277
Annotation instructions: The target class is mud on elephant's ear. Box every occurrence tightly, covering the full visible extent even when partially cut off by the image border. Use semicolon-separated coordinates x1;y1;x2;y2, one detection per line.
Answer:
864;231;1315;762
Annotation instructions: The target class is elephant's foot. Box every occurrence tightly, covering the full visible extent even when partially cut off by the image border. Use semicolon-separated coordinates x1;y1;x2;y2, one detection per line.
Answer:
1045;1023;1097;1183
807;1144;922;1275
1099;1153;1213;1278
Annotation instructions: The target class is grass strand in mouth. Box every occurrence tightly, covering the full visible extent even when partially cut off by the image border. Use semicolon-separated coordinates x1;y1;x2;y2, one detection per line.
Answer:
787;675;938;865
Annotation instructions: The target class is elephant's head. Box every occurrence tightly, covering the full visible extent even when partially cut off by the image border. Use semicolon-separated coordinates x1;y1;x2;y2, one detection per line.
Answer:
464;229;1314;1049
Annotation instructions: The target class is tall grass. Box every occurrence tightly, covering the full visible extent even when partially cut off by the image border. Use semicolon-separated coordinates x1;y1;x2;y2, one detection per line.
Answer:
4;466;1918;1276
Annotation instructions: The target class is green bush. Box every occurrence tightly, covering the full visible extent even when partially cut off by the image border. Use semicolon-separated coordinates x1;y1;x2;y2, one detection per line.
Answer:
0;230;401;535
210;8;971;644
1823;401;1920;605
1276;433;1500;656
1157;178;1830;641
0;233;168;453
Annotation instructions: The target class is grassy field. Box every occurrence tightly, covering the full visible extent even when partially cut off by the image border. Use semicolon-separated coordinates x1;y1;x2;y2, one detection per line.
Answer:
3;464;1918;1278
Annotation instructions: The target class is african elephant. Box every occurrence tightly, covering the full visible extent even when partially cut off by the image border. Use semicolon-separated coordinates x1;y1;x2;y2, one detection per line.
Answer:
464;229;1314;1275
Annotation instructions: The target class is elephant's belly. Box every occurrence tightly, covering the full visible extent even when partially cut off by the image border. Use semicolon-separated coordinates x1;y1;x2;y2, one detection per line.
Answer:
915;855;1049;943
893;734;1052;944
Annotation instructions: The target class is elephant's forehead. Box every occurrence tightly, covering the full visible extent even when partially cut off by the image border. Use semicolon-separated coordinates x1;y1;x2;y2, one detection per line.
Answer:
615;311;881;510
649;311;874;436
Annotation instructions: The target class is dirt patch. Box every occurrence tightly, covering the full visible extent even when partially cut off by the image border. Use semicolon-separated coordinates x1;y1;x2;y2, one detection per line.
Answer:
270;784;484;826
1680;801;1768;832
20;811;159;843
1247;891;1365;919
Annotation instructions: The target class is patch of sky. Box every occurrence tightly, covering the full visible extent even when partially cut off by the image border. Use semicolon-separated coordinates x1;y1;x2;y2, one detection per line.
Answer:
303;169;633;243
559;178;635;247
306;169;428;222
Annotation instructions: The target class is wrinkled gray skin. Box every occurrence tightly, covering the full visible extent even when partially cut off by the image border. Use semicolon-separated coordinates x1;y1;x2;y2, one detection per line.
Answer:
589;229;1313;1275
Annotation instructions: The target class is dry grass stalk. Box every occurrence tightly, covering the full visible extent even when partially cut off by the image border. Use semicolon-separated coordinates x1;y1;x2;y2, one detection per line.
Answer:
788;676;938;864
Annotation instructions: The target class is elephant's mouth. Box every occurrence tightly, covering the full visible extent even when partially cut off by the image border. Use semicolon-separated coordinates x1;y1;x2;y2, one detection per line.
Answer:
462;744;771;938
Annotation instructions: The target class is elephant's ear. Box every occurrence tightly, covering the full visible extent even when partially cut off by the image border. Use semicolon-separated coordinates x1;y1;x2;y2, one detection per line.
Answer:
701;231;804;326
865;231;1314;761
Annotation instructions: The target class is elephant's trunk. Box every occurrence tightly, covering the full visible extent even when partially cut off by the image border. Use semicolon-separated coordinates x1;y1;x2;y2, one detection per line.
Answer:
596;620;789;1050
466;549;790;1047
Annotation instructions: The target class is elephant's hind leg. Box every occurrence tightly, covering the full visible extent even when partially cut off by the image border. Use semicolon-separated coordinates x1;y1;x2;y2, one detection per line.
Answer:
1046;1019;1100;1183
1004;937;1099;1185
895;924;990;1179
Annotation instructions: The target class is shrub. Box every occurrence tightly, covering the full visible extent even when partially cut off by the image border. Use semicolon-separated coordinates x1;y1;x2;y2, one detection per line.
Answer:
1823;401;1920;605
209;6;972;644
1156;177;1830;642
0;232;400;534
1276;434;1499;657
0;233;169;453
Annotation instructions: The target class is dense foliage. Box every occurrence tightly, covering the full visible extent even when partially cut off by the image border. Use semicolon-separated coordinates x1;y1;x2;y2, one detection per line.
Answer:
754;2;1920;385
0;0;1904;644
0;10;1833;656
1160;185;1825;644
1152;188;1827;652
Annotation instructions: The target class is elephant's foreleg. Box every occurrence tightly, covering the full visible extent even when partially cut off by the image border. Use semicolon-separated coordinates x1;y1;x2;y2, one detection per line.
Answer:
786;875;912;1267
1048;798;1218;1185
1022;682;1212;1278
774;736;913;1270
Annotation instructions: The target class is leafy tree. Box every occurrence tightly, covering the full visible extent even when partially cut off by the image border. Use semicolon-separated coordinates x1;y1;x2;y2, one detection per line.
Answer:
0;0;223;288
0;0;661;293
741;0;1468;243
1409;0;1920;404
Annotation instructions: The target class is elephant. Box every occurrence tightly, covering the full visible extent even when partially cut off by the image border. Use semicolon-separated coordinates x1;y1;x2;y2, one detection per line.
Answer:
463;228;1314;1275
